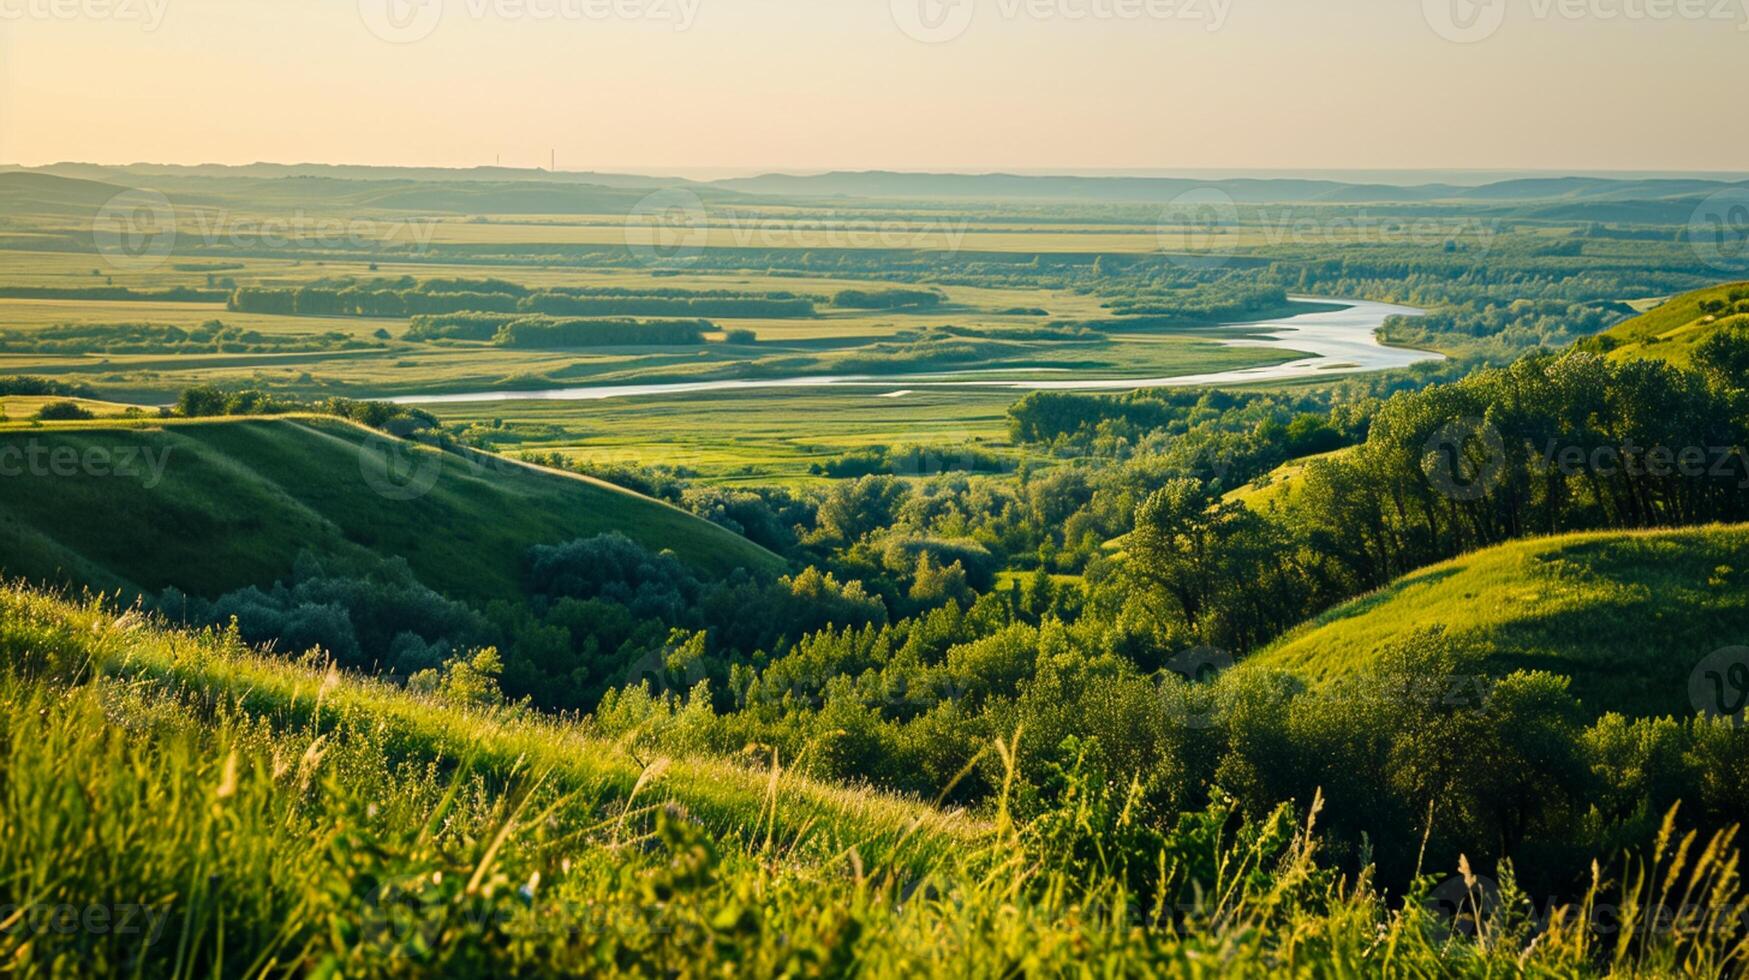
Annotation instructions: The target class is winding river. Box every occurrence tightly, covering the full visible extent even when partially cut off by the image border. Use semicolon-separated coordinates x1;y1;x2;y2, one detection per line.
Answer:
393;297;1436;406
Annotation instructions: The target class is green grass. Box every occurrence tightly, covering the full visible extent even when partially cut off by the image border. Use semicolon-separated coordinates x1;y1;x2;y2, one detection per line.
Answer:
1593;280;1749;368
0;416;783;602
1223;447;1351;513
4;582;1745;975
1243;525;1749;718
428;387;1031;486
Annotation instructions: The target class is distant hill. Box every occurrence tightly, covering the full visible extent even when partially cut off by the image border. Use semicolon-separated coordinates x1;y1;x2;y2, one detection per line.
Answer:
1584;281;1749;368
1241;525;1749;718
11;164;1748;216
0;165;745;215
0;416;782;603
710;170;1749;206
10;161;696;188
0;171;140;214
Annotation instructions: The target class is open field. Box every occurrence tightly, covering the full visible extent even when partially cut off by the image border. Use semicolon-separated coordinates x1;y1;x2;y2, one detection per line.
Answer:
426;386;1032;485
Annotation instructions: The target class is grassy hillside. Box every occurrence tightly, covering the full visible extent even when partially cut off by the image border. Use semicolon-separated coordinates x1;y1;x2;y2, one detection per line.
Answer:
1587;280;1749;367
5;579;1744;974
0;416;783;603
0;171;137;215
1222;447;1351;513
1243;525;1749;718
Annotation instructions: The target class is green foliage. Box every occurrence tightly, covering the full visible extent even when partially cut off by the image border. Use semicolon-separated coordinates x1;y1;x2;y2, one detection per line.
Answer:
490;316;711;348
830;288;944;309
407;646;507;708
3;585;1744;976
404;312;715;347
235;278;814;321
32;400;93;421
0;319;367;355
0;375;99;398
1584;282;1749;368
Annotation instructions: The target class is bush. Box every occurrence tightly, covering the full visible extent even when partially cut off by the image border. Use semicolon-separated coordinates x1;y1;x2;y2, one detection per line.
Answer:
831;288;945;310
34;401;94;421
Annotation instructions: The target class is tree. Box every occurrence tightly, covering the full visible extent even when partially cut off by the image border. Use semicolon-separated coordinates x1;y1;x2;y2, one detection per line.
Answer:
176;385;229;418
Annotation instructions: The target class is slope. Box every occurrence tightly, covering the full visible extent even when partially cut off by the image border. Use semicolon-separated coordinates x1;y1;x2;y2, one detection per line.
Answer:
0;415;783;603
1585;280;1749;368
1241;525;1749;718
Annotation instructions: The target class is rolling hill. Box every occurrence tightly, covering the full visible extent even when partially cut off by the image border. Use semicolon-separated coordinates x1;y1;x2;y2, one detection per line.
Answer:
1585;280;1749;368
0;171;141;215
1241;525;1749;718
0;415;783;604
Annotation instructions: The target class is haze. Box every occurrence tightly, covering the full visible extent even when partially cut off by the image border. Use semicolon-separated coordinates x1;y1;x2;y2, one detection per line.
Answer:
3;0;1746;172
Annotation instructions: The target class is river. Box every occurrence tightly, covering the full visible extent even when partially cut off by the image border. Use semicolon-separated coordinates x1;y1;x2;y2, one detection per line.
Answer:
391;297;1435;406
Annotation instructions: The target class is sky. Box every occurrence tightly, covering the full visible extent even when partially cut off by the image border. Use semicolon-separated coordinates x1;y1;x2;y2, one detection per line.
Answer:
2;0;1746;174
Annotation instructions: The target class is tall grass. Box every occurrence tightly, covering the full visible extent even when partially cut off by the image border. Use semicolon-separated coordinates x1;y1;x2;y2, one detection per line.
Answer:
1;584;1744;976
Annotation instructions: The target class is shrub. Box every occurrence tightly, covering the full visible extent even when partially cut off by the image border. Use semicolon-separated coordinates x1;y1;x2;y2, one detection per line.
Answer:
34;401;93;421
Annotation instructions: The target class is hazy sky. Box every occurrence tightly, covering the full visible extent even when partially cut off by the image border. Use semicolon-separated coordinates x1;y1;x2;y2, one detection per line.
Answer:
2;0;1746;173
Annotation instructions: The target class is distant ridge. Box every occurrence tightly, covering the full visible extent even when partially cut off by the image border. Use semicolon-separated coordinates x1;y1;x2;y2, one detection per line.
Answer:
708;169;1749;206
5;164;1746;220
